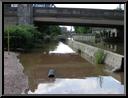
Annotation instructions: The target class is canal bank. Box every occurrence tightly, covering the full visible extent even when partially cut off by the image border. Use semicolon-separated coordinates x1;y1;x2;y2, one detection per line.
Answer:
67;39;124;72
4;52;28;94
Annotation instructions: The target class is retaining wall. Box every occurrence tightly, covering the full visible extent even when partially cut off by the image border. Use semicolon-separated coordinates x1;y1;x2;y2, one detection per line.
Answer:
68;39;124;71
73;35;95;43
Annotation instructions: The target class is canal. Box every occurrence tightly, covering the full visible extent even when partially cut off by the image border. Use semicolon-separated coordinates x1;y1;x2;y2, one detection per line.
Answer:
19;41;124;94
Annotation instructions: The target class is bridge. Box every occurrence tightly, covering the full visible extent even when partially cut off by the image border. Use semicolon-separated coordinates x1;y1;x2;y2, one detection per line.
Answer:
4;4;124;28
33;7;124;27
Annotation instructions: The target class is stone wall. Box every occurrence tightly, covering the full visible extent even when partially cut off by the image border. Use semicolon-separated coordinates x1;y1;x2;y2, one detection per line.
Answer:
68;39;124;71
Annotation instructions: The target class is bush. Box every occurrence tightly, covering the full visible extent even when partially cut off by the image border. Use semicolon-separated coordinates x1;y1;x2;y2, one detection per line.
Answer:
4;24;41;51
94;49;105;64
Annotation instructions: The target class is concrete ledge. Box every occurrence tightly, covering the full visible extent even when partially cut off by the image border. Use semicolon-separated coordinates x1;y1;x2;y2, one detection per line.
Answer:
68;39;124;71
4;52;28;94
104;50;124;71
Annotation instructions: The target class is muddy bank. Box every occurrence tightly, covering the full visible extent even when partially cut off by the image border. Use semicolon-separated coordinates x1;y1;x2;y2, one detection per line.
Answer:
4;51;28;94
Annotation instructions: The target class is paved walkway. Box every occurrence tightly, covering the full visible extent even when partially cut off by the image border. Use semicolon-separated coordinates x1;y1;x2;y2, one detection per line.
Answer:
4;51;28;94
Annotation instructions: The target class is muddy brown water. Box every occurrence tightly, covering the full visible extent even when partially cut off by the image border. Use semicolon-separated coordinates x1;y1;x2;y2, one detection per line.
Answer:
20;41;124;94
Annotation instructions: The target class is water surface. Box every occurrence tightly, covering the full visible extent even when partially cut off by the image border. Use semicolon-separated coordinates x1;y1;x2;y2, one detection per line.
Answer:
20;41;124;94
27;76;124;94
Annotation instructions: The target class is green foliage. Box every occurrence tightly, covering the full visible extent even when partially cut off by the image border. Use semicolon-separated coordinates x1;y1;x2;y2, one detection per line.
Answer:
74;26;90;34
49;26;61;37
35;24;61;39
94;49;105;64
4;24;62;52
4;24;41;51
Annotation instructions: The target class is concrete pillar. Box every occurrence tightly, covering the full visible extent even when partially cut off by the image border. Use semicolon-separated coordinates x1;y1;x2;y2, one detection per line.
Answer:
112;32;115;38
116;27;124;42
17;4;33;25
108;31;111;38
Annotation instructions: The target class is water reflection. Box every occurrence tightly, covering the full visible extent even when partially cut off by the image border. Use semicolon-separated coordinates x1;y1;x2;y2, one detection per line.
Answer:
78;41;124;55
27;76;124;94
97;76;103;88
49;42;75;54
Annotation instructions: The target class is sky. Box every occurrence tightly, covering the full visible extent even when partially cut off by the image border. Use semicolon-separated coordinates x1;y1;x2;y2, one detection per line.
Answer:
55;4;124;10
55;4;124;31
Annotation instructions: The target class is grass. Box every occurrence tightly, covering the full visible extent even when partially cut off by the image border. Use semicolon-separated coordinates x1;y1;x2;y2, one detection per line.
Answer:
94;49;106;64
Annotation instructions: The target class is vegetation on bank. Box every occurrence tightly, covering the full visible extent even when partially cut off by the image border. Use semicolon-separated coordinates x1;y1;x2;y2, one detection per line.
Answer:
4;24;61;52
74;26;90;34
34;22;61;39
94;49;106;64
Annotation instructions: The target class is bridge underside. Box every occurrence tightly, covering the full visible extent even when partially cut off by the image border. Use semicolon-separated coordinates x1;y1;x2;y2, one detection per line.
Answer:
34;17;123;28
34;19;124;42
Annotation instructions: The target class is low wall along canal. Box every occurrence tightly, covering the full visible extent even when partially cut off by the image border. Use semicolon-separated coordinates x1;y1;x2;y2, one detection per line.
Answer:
73;35;95;43
68;39;124;71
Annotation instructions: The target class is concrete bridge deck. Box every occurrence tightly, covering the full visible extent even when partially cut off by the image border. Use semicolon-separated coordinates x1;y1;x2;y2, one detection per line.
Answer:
4;5;124;28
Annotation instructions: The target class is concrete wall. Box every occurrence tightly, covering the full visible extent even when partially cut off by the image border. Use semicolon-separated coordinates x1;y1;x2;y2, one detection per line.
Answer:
4;4;33;29
17;4;33;24
73;35;95;42
4;16;18;30
68;39;124;71
4;5;17;30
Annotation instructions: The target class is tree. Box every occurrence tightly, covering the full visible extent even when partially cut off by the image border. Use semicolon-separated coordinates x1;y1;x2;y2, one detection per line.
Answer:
49;26;61;37
74;26;90;34
36;24;61;38
4;24;41;51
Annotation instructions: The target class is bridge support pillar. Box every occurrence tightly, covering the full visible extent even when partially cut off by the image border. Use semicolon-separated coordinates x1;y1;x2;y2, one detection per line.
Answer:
116;27;124;42
17;4;33;25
